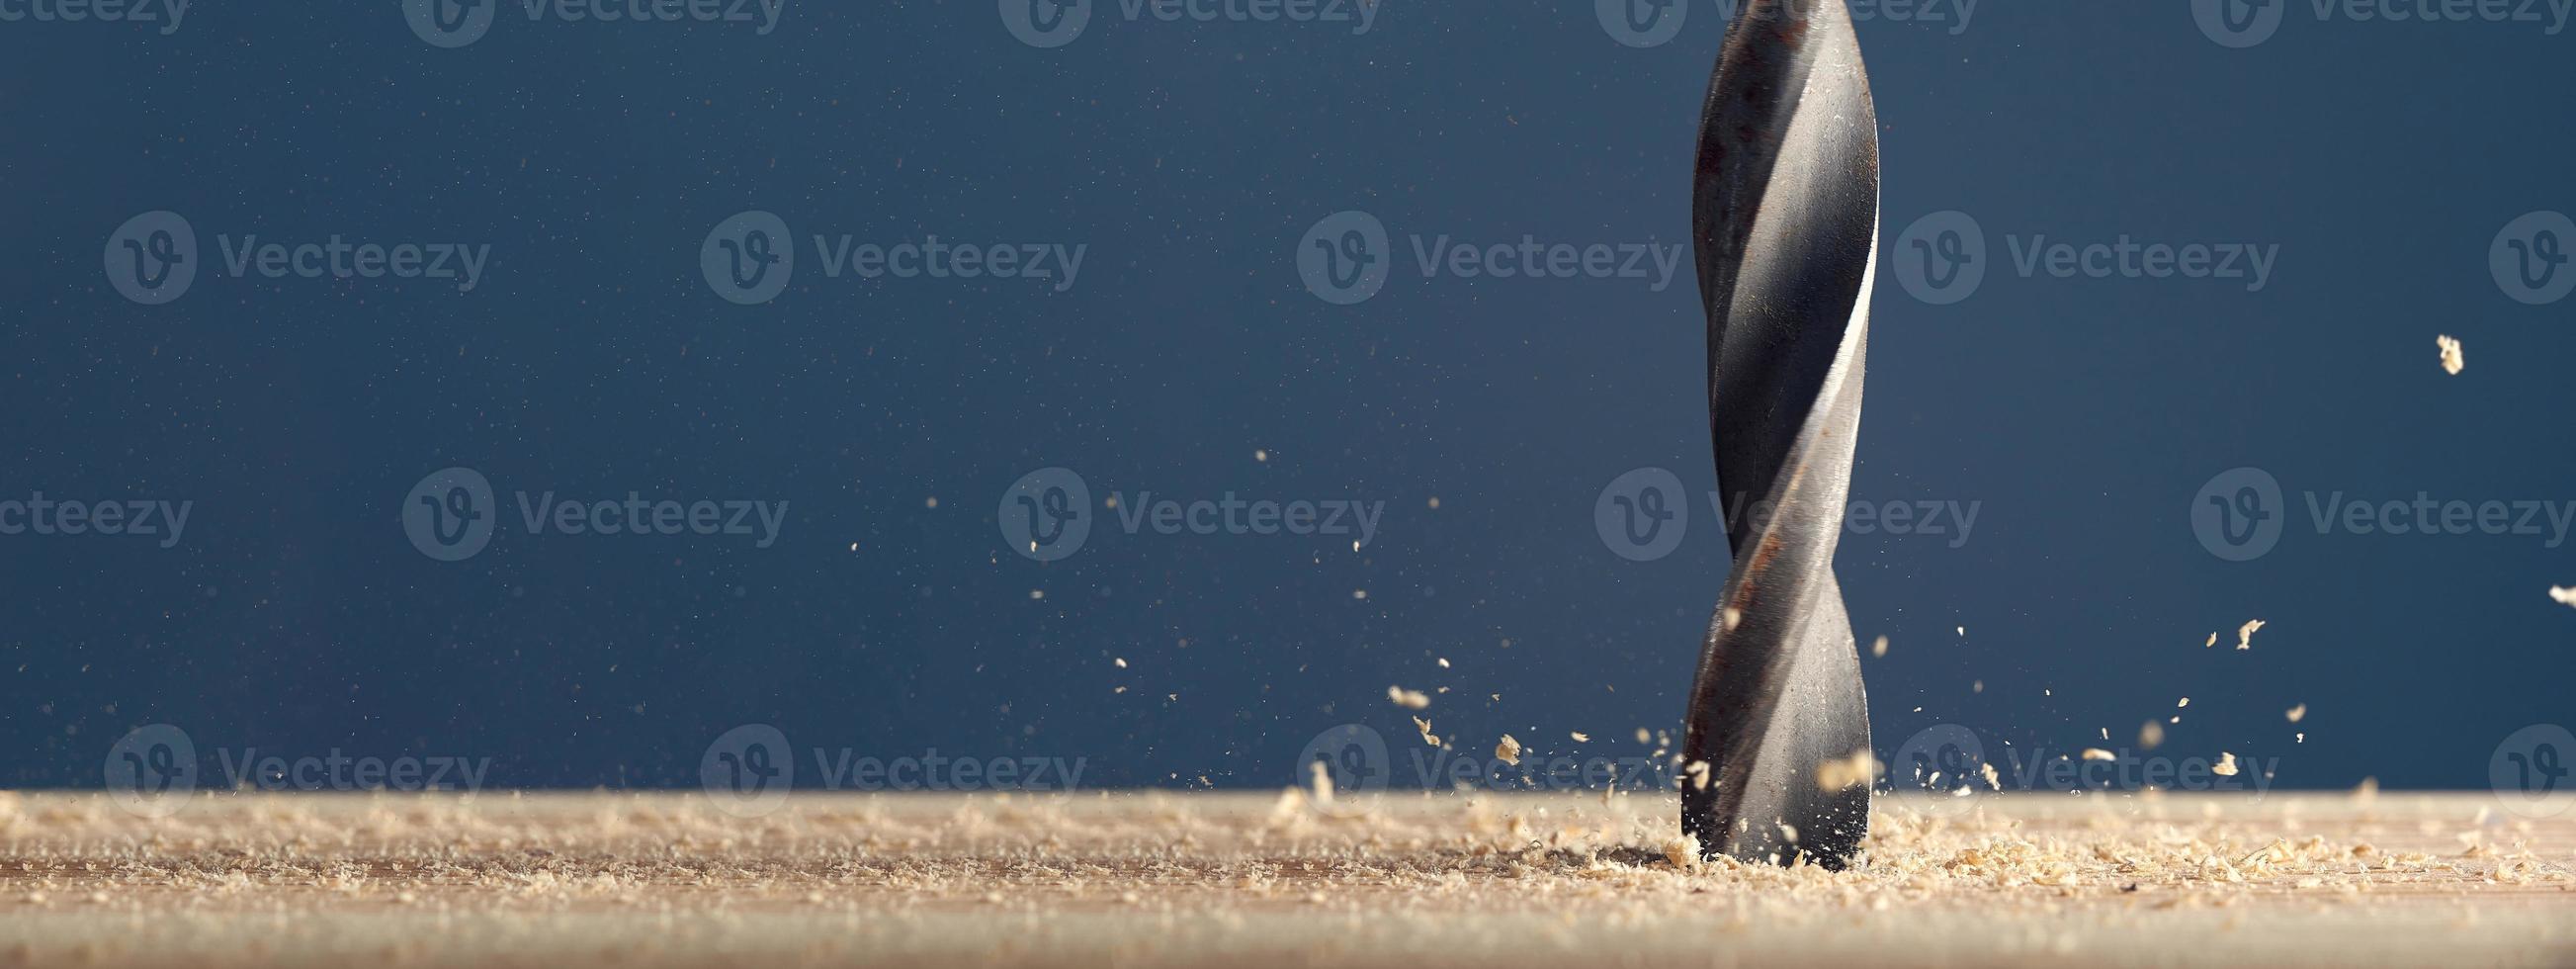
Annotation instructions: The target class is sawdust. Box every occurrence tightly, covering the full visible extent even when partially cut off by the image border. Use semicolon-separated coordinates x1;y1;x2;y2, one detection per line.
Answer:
2438;334;2464;375
0;792;2568;968
1494;735;1522;766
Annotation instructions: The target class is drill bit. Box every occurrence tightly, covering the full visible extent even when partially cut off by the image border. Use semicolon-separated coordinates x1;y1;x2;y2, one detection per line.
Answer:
1680;0;1880;870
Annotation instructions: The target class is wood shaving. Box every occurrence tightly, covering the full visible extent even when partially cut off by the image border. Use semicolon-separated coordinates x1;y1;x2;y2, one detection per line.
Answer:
1569;732;1590;743
1494;735;1522;766
2213;752;2241;776
1412;717;1437;747
2236;620;2265;651
2286;704;2307;724
2082;749;2115;761
1387;686;1431;710
1815;750;1881;792
2204;632;2216;648
2438;334;2464;375
2550;586;2576;607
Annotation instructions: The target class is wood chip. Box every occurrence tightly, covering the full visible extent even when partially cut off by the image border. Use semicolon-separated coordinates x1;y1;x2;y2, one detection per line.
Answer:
1815;750;1880;792
1412;717;1437;747
2214;752;2241;776
2286;704;2307;724
2438;334;2464;375
1494;735;1522;766
1387;686;1430;710
2236;620;2265;651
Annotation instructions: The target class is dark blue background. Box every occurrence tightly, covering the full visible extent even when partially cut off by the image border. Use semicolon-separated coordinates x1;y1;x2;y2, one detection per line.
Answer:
2;1;2570;789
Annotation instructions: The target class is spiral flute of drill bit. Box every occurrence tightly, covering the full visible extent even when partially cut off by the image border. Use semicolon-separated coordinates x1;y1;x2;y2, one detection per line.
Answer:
1679;0;1881;870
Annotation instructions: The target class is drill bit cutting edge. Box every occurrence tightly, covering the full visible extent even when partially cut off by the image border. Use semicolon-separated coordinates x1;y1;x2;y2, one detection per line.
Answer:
1681;0;1881;870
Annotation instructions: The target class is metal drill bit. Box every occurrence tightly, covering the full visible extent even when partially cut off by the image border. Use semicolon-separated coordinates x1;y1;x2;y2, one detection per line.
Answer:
1680;0;1879;870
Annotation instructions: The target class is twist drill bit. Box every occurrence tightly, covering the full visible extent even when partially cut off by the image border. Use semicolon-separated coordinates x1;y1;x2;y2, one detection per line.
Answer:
1679;0;1879;870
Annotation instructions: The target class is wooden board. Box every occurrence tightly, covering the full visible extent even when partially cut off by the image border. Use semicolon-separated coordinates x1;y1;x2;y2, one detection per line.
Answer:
1;790;2571;967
